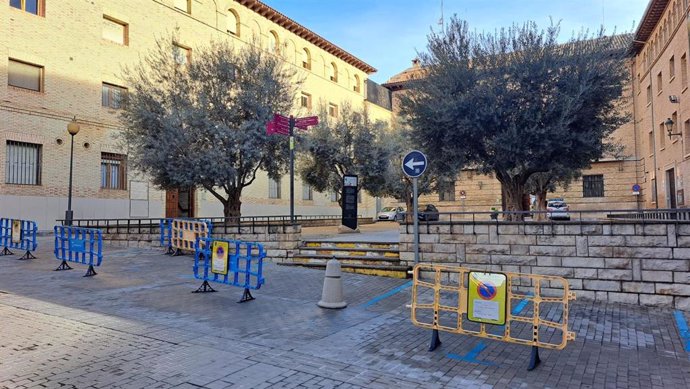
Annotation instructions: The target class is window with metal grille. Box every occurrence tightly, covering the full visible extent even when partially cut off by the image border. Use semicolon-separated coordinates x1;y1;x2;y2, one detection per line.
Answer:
5;141;41;185
302;182;313;200
439;179;456;201
582;174;604;198
101;153;127;190
102;83;127;109
269;177;281;199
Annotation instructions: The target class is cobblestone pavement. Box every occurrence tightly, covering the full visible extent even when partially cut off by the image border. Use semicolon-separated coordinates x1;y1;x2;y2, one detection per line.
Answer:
1;238;690;388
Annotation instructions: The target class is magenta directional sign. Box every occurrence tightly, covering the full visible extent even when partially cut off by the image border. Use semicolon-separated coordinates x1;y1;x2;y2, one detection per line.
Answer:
274;113;290;126
295;116;318;129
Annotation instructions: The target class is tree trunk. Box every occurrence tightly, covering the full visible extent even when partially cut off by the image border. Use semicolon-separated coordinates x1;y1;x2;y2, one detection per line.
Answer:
501;179;527;221
223;189;242;220
535;190;548;221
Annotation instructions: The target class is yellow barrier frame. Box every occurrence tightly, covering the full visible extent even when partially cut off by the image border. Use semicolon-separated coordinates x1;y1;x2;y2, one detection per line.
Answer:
411;264;576;369
171;219;210;253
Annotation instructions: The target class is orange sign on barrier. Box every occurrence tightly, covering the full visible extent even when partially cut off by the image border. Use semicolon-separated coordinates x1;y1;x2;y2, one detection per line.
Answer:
171;219;210;253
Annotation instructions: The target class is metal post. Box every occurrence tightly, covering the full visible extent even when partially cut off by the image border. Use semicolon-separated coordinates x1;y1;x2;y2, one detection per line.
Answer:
413;177;419;264
65;133;75;226
289;116;295;224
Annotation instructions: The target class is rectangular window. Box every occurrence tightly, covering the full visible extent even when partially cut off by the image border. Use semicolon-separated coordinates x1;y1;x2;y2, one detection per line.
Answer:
328;103;338;118
174;0;190;13
302;182;313;200
269;177;281;199
670;55;676;79
648;131;654;155
5;141;41;185
173;44;191;65
330;191;338;202
582;174;604;198
659;122;666;148
438;179;456;201
102;16;128;45
101;153;127;190
657;72;663;92
8;59;43;92
300;92;312;109
646;84;652;104
652;178;657;202
684;120;690;155
682;53;688;88
102;83;127;109
10;0;42;16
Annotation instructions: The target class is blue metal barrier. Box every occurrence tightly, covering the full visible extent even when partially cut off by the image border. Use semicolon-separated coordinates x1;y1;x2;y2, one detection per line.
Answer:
160;218;173;254
54;225;103;277
193;237;265;302
0;218;38;260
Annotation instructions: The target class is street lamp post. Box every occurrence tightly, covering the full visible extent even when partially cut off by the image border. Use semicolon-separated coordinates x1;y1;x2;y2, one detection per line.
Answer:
666;117;682;138
65;116;80;226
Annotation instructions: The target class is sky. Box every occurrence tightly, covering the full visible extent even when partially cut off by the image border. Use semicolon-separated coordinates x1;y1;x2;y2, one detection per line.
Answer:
262;0;650;84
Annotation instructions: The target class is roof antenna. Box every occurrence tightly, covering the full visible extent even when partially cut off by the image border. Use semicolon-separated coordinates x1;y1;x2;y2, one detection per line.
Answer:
438;0;444;32
601;0;605;27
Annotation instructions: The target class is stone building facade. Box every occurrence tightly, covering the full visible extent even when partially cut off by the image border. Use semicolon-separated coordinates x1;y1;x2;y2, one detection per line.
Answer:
0;0;393;227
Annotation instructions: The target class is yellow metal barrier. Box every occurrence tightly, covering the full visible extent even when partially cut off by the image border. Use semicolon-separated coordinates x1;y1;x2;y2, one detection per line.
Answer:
411;264;576;369
171;219;210;253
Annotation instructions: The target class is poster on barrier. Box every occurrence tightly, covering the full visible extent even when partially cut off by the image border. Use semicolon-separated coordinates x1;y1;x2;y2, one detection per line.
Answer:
11;220;21;243
467;272;507;325
211;241;229;275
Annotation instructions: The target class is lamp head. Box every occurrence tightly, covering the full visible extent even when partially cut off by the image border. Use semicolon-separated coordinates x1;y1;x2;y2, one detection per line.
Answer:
665;117;674;135
67;116;80;136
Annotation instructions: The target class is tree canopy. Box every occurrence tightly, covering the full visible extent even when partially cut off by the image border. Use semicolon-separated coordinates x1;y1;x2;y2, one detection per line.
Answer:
120;36;297;217
401;19;630;215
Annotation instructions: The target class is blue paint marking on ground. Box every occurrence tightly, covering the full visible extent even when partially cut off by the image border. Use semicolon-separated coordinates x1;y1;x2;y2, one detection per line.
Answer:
362;281;412;307
673;310;690;353
511;296;532;315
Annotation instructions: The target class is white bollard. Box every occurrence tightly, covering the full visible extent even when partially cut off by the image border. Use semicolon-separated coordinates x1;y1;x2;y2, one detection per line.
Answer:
317;258;347;309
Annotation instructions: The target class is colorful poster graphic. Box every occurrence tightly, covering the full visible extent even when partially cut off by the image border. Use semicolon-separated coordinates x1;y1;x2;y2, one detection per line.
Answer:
467;271;507;325
11;220;21;244
211;241;229;275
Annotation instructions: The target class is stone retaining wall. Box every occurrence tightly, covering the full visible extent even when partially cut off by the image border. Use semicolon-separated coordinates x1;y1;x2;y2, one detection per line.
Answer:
399;221;690;310
103;225;301;261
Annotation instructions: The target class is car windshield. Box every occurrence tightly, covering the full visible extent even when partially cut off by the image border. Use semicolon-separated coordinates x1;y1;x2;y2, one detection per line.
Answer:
381;207;395;212
548;202;565;208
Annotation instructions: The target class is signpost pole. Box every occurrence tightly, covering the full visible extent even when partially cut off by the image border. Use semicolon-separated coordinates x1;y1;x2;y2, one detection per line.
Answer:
289;115;295;224
413;177;419;264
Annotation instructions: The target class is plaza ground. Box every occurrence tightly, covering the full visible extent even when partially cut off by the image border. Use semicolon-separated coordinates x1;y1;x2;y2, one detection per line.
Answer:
1;237;690;388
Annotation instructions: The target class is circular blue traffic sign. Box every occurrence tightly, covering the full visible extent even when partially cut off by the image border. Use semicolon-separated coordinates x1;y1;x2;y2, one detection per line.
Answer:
402;150;428;178
632;184;641;192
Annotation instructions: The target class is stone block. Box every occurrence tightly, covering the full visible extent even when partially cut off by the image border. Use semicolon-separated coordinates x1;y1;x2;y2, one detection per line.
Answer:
583;279;621;291
588;236;625;246
431;244;457;254
611;224;635;235
439;234;477;244
464;254;491;264
500;265;521;273
491;255;536;265
574;268;598;278
530;245;576;256
667;224;677;247
673;248;690;259
676;236;690;247
532;266;574;277
642;224;667;235
613;247;672;259
622;282;655;294
595;291;609;301
604;258;631;269
498;234;536;245
624;235;669;247
400;234;414;243
640;294;673;307
537;256;562;267
524;225;544;234
576;236;588;256
641;270;673;282
429;225;451;234
419;234;439;244
465;224;488;234
674;272;690;283
640;259;689;271
466;244;511;255
399;252;415;262
588;246;613;257
562;257;605;268
421;252;457;262
656;283;690;296
674;297;690;310
544;224;565;235
597;269;632;280
576;290;596;300
608;292;639;305
537;235;575;246
632;258;642;281
497;225;519;234
476;234;490;244
568;278;583;289
678;224;690;235
511;245;530;255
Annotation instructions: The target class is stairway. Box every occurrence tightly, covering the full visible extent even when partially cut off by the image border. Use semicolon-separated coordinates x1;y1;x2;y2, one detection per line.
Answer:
279;241;410;279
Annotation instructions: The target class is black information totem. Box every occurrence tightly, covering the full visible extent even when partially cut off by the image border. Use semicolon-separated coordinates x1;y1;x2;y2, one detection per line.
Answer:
342;175;358;230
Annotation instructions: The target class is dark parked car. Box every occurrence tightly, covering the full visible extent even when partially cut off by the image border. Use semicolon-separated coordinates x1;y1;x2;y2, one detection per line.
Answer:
418;204;440;221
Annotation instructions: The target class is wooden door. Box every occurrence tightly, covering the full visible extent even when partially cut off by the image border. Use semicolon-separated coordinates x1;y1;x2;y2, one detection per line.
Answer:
165;189;179;218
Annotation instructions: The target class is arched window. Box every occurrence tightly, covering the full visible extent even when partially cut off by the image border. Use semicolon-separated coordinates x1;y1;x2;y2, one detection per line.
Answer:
329;62;338;82
353;74;361;93
268;31;279;54
302;48;311;70
227;9;240;36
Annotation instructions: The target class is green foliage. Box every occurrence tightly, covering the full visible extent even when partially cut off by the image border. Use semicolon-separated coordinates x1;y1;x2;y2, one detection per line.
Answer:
120;35;297;216
401;19;630;211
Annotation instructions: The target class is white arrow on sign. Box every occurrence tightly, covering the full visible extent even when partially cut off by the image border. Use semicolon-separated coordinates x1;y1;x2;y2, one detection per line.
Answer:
405;159;425;170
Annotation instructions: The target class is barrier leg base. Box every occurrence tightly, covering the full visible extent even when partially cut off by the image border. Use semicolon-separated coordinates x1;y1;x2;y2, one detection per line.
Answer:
0;247;13;256
428;329;442;352
527;346;541;371
172;248;183;256
18;251;36;261
55;261;73;271
164;246;175;256
238;288;255;303
193;280;216;293
83;265;97;277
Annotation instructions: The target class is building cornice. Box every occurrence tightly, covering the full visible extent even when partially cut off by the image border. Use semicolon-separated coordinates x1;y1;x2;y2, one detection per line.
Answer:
236;0;377;74
633;0;670;54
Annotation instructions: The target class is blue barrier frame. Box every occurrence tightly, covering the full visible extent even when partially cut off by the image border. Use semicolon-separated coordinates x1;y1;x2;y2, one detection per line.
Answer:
193;237;265;302
0;218;38;260
160;218;174;254
54;225;103;277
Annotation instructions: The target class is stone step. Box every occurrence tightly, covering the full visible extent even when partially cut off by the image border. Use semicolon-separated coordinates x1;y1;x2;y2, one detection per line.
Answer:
302;241;399;251
291;254;401;267
278;262;411;279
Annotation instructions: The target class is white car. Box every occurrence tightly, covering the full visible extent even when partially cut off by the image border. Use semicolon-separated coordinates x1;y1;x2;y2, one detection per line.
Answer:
546;198;570;220
377;206;404;221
